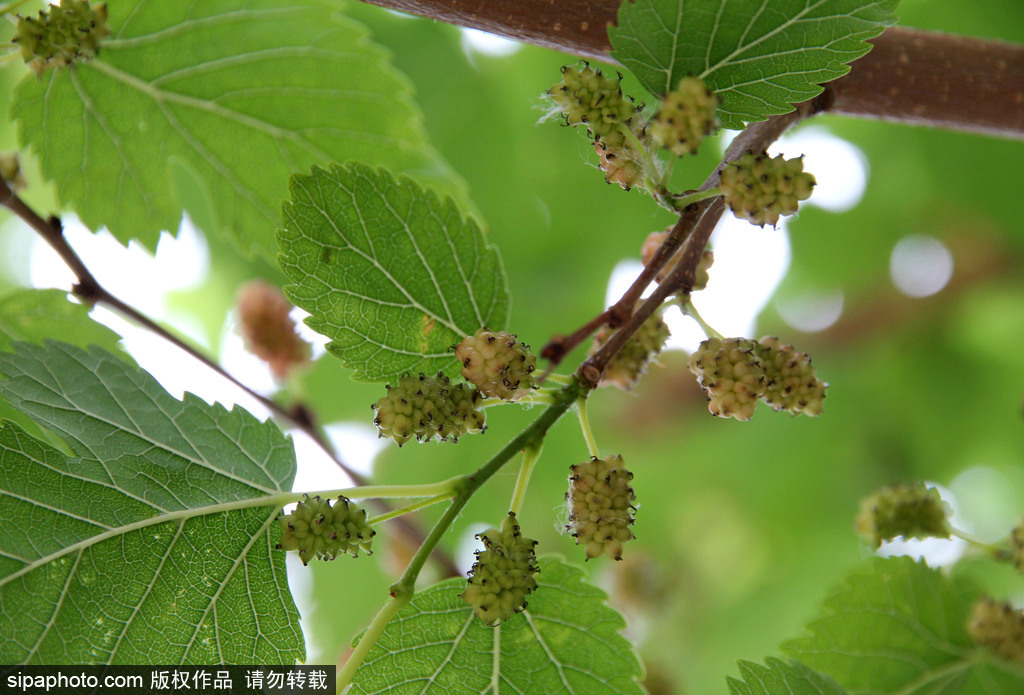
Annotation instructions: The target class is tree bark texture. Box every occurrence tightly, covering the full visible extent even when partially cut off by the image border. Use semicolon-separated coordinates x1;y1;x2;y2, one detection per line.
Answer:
357;0;1024;140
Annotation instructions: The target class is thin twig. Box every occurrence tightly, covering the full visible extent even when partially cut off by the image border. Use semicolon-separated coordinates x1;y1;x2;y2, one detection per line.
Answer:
0;179;461;578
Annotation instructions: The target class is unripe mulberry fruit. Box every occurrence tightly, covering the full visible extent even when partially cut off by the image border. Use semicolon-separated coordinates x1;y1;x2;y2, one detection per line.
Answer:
236;280;312;379
14;0;109;76
968;598;1024;662
454;328;536;401
688;338;766;421
596;141;643;191
591;306;670;390
0;153;26;191
720;151;815;227
462;512;539;626
650;76;718;156
855;482;952;549
276;494;375;565
567;455;636;561
372;372;485;446
1010;521;1024;575
755;337;827;416
546;63;640;150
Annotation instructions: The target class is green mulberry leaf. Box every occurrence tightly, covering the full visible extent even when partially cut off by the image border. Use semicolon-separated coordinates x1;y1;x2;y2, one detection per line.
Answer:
609;0;899;129
348;557;644;694
784;556;1024;694
728;658;847;695
11;0;464;260
0;341;301;664
278;162;509;383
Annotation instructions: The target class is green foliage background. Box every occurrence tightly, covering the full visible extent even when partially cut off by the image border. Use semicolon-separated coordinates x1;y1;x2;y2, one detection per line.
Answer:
1;0;1023;692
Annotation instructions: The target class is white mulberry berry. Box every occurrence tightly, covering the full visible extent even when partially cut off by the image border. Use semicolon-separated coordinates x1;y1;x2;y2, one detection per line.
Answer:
650;76;718;156
461;512;539;626
14;0;109;75
372;372;485;446
755;336;827;416
968;598;1024;662
688;338;767;421
546;63;640;150
277;495;375;565
720;151;815;227
591;306;670;390
567;455;636;561
855;482;952;549
454;328;536;401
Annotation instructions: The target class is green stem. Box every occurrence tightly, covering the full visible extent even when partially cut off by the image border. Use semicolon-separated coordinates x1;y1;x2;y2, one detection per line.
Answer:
339;476;467;500
543;373;575;385
672;187;722;211
509;443;543;516
680;297;724;340
576;397;601;458
336;592;410;689
950;526;1009;558
368;493;453;526
336;376;585;691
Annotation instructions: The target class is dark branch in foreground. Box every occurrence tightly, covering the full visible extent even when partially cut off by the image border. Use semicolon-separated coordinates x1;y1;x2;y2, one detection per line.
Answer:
356;0;1024;140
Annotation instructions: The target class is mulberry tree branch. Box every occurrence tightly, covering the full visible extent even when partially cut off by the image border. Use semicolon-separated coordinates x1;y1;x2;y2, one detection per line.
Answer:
356;0;1024;140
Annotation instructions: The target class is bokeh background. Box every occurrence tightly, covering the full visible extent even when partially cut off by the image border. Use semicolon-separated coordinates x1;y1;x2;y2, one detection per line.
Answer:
1;0;1024;691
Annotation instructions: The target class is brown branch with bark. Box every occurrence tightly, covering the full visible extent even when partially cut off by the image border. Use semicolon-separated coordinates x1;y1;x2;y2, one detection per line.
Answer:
357;0;1024;140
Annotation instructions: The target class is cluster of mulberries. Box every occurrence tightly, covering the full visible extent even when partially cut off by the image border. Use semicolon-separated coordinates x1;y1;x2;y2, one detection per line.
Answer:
688;338;766;421
236;280;311;379
755;337;828;416
854;482;952;549
276;495;374;565
372;372;485;446
454;328;536;401
14;0;109;76
546;63;640;151
968;598;1024;663
566;455;636;561
720;151;816;227
650;76;718;156
591;307;670;390
641;230;714;291
461;512;539;626
688;337;827;420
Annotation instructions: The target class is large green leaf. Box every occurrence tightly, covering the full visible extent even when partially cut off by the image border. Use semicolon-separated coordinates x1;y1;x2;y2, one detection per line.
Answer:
11;0;463;260
348;557;644;694
279;162;508;383
609;0;899;129
0;341;301;664
0;288;126;445
728;658;847;695
784;556;1024;694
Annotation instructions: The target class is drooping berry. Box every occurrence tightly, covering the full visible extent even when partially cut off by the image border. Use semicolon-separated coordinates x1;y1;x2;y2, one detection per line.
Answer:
968;598;1024;662
719;151;816;227
596;141;643;190
276;494;375;565
0;153;26;191
461;512;539;626
372;372;485;446
591;306;670;390
546;63;640;151
641;229;714;290
236;280;312;379
14;0;109;76
567;455;636;561
650;76;718;156
688;338;767;421
454;328;536;401
755;336;828;416
854;482;952;550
